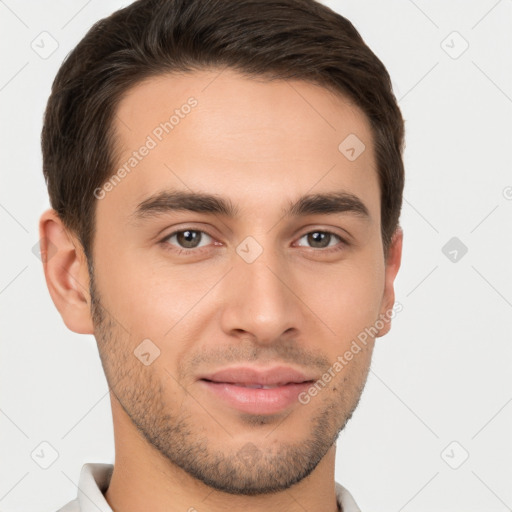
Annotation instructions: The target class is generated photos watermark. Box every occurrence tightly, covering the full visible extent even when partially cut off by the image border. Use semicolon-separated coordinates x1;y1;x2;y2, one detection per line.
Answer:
94;97;198;200
298;301;403;405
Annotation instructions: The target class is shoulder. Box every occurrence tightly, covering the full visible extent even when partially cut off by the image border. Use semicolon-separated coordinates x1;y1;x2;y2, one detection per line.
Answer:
54;462;114;512
335;481;362;512
56;498;80;512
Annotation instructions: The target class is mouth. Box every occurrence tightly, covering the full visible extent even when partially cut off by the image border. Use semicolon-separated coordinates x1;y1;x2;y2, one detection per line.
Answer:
200;379;314;389
198;366;316;415
201;381;302;389
199;365;315;386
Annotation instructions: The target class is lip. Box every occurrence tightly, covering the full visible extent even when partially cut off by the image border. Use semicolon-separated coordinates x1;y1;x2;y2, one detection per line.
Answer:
198;365;316;415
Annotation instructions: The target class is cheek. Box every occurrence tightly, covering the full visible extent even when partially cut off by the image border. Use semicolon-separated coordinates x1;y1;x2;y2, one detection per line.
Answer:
97;253;221;346
307;255;386;342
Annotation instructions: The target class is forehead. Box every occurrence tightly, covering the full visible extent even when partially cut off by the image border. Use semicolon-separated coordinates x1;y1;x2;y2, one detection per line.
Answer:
101;69;379;224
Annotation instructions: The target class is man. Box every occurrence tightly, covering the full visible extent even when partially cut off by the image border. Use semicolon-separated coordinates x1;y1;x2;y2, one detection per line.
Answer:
39;0;404;510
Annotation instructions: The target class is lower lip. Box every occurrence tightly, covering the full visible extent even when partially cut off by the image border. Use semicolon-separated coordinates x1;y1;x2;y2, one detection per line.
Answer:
199;380;312;415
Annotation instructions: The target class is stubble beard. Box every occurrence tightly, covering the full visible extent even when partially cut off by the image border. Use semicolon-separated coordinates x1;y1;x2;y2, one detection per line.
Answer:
89;269;370;496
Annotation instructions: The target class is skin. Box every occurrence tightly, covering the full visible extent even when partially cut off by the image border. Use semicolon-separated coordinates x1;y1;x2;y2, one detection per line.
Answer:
40;68;402;512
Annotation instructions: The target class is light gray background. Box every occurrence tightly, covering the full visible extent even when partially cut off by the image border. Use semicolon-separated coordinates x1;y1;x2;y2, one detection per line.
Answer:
1;1;511;510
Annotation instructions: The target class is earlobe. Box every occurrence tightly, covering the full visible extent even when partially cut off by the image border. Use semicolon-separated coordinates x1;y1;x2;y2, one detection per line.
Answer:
38;208;95;334
376;227;403;337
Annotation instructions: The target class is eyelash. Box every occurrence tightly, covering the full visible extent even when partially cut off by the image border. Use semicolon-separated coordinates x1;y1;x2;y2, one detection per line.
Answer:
159;228;348;256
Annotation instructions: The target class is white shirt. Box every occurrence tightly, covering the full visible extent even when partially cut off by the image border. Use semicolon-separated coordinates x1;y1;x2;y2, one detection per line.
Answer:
57;463;362;512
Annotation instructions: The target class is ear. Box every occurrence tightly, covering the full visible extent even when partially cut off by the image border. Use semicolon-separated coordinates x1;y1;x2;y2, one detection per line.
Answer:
376;227;403;337
38;208;94;334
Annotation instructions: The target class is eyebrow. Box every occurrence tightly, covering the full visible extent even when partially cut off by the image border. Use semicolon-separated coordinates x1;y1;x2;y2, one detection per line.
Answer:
130;189;370;222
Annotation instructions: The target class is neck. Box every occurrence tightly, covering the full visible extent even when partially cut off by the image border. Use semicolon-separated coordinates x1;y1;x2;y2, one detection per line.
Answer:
104;396;340;512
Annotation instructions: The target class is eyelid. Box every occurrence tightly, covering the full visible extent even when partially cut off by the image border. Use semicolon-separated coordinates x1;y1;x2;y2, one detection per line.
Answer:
296;225;350;243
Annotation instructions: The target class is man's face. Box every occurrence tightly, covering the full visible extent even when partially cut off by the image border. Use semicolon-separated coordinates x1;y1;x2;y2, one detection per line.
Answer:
89;69;400;494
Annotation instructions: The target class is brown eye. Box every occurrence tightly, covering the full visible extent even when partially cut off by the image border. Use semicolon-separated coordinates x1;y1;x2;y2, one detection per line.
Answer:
176;230;202;248
162;229;213;252
296;231;344;250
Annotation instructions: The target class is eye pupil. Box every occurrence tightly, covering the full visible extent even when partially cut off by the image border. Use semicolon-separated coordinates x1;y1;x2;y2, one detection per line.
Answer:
308;231;330;248
177;230;201;248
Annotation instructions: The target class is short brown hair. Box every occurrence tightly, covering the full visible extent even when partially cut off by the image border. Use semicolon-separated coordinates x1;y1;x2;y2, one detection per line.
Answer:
42;0;405;262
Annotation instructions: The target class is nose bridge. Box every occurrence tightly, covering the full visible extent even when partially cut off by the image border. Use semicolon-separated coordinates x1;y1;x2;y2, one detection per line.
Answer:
220;235;298;343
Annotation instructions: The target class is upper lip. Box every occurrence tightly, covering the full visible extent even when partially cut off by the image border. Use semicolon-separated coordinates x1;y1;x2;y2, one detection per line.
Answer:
199;365;315;386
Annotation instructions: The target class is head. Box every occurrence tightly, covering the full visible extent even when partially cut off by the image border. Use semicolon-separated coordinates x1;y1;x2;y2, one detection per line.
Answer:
40;0;404;496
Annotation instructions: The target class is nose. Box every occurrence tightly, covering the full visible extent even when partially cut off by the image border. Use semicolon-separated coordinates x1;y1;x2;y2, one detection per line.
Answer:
218;240;304;346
